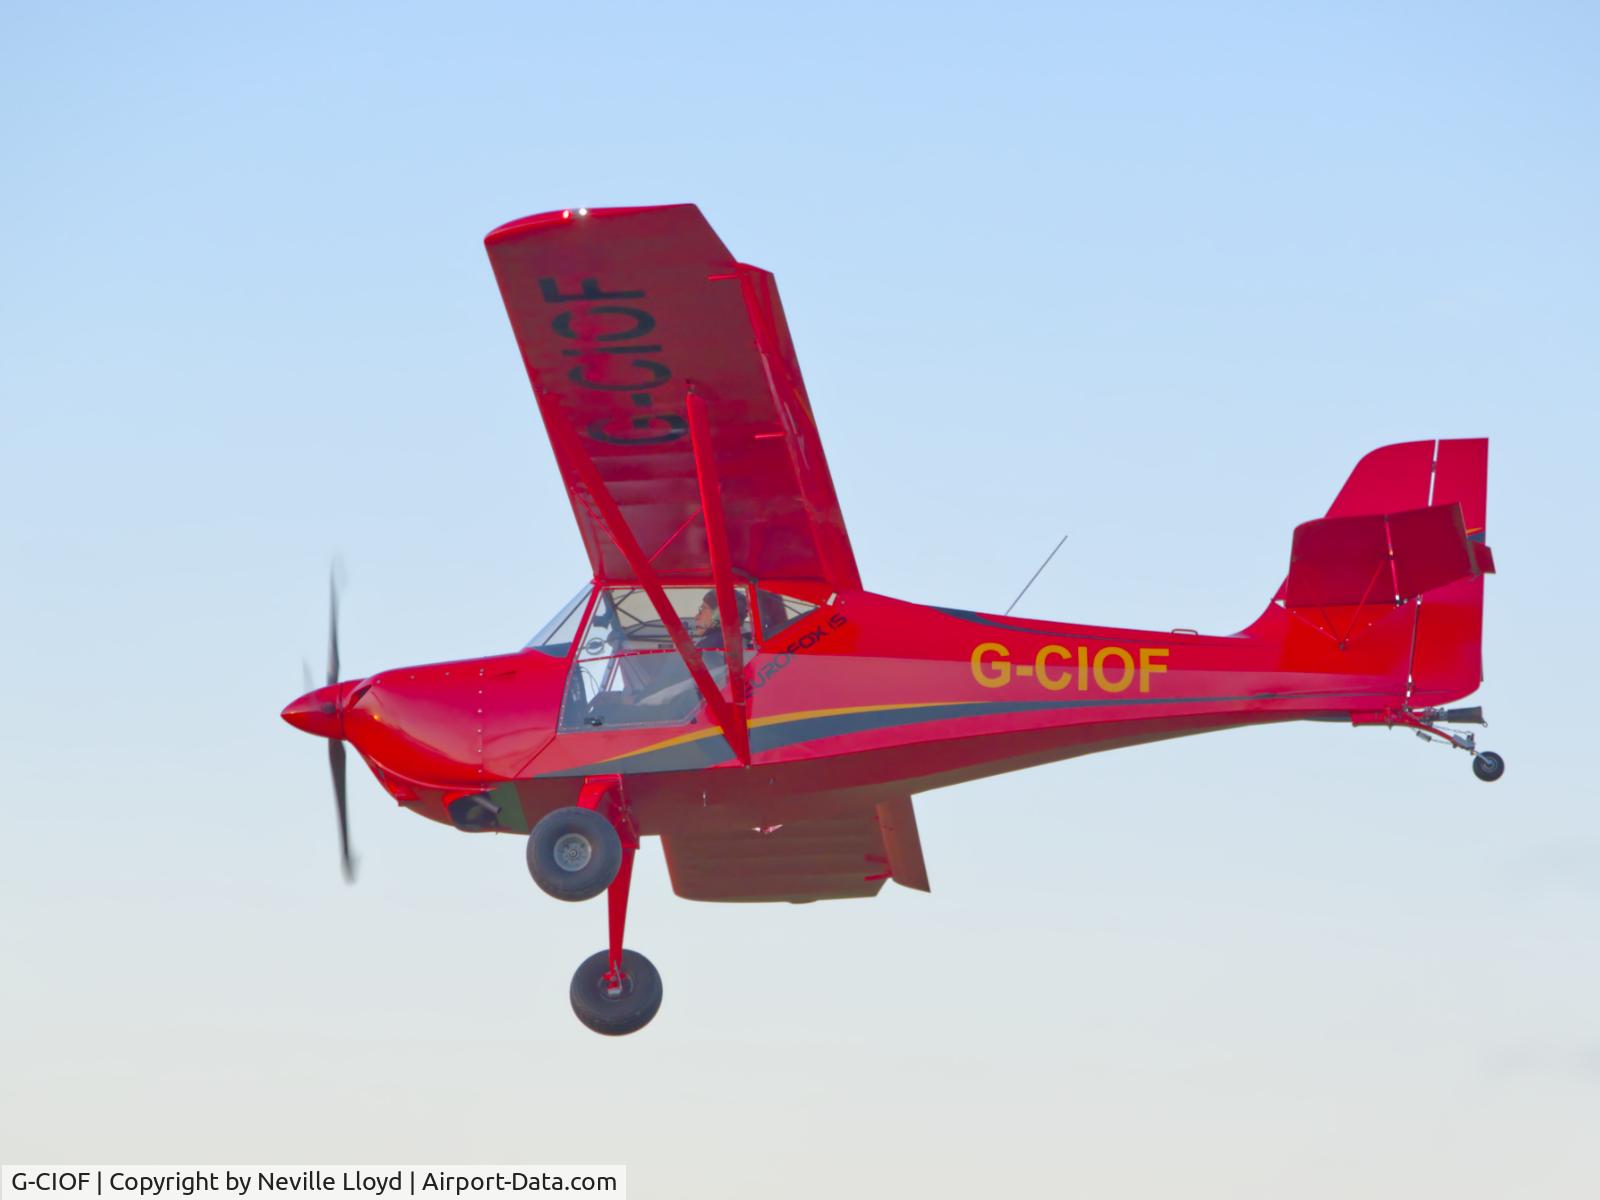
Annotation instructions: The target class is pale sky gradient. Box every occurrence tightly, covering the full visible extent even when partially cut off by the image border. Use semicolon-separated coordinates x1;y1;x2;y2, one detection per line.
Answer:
3;2;1598;1196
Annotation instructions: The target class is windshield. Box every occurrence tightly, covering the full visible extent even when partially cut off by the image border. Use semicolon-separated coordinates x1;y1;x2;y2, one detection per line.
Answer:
524;585;593;656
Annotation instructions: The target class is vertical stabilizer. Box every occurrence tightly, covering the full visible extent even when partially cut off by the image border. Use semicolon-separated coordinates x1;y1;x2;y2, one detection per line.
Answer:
1257;439;1492;709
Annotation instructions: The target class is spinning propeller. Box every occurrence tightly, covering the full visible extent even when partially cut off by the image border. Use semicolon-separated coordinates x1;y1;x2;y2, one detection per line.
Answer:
281;568;356;882
325;573;354;882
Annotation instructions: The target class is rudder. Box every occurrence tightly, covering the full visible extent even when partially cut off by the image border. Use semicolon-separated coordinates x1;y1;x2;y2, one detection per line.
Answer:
1410;438;1490;706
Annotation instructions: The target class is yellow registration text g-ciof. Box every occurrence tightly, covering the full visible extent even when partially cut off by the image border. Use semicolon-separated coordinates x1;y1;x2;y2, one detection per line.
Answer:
971;642;1168;694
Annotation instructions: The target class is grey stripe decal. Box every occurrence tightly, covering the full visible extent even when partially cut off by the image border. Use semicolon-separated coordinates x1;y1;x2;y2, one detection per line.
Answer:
534;689;1393;777
931;607;1182;642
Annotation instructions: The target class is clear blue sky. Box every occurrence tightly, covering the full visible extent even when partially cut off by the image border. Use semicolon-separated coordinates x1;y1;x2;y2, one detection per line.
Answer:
3;2;1597;1196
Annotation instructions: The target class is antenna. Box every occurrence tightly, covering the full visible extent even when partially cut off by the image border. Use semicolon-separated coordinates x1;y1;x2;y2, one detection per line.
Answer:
1004;533;1069;616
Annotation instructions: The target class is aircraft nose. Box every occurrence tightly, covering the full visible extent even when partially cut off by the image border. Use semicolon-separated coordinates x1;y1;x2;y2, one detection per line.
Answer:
281;683;345;738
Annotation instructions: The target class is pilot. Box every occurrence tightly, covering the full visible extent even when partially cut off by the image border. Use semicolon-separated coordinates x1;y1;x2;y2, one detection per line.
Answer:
694;589;748;650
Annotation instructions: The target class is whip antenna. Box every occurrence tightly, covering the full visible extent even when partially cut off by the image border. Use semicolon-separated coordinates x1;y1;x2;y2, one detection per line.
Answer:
1003;533;1069;616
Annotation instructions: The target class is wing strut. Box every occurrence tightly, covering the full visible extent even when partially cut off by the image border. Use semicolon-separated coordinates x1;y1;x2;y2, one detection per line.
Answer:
546;417;752;765
686;387;751;759
730;267;861;589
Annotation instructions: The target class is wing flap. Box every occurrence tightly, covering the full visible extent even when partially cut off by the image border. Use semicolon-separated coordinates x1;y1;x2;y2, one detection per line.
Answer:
663;797;931;903
875;795;931;893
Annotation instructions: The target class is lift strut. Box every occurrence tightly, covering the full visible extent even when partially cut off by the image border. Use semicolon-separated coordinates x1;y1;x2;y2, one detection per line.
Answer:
547;417;751;764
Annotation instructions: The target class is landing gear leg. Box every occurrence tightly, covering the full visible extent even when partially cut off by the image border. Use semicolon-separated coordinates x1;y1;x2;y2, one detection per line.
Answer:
607;843;635;983
566;779;662;1035
1391;709;1506;784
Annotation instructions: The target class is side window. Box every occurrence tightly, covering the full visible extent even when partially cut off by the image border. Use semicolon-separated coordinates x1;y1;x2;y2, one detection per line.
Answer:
755;589;819;642
559;587;750;731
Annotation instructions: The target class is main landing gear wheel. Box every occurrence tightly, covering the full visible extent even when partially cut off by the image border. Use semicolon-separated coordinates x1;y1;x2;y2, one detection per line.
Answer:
527;806;622;901
570;948;663;1036
1472;751;1506;782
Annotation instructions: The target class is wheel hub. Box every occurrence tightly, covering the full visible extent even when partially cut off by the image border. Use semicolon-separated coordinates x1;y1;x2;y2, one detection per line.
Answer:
553;832;593;872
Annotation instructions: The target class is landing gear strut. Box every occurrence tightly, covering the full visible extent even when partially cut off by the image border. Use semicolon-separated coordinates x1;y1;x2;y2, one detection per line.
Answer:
529;775;663;1035
570;847;663;1035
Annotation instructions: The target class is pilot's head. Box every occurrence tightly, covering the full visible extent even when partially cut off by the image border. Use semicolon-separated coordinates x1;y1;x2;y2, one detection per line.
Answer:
696;589;747;636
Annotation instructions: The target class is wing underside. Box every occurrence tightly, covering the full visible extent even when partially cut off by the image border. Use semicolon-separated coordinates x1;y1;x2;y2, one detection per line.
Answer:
485;204;860;590
662;795;931;903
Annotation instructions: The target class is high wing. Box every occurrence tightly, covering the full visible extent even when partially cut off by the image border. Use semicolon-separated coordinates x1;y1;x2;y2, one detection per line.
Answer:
485;204;860;590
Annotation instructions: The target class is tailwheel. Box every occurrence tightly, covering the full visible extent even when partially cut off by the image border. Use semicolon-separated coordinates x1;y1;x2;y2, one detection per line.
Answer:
1472;751;1505;782
570;948;663;1036
1386;708;1504;783
527;806;621;901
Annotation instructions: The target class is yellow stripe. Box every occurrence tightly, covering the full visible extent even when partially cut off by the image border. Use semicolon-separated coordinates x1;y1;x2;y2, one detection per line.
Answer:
590;724;724;762
591;700;957;765
750;700;954;728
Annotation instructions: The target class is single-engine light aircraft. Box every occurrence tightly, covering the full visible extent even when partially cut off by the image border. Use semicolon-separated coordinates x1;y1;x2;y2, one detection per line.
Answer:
283;204;1500;1035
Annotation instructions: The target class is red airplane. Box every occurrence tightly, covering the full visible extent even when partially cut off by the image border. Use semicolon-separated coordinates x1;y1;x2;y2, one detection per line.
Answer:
282;204;1500;1036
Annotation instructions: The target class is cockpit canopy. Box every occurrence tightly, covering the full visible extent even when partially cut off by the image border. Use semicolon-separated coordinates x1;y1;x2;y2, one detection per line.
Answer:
523;583;822;730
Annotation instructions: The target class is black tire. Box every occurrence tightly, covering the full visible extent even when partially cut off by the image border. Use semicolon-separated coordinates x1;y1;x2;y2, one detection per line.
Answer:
570;948;663;1036
1472;751;1505;783
526;807;622;901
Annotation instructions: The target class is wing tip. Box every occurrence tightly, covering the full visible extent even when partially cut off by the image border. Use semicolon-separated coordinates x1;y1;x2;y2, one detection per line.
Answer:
484;208;577;245
484;203;705;246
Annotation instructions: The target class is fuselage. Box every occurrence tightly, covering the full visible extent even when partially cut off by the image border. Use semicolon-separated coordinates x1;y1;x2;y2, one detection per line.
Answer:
286;584;1436;838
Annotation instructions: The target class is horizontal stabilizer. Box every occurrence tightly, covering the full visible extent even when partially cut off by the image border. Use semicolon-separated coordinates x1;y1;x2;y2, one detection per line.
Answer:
1285;502;1486;609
